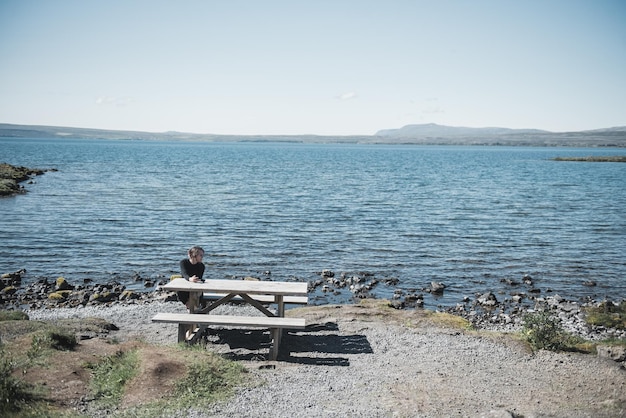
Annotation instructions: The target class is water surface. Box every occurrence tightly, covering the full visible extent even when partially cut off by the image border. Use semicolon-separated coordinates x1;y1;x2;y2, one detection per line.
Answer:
1;138;625;308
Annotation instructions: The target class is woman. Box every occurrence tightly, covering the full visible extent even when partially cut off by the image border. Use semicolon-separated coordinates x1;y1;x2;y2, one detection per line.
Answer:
178;246;205;307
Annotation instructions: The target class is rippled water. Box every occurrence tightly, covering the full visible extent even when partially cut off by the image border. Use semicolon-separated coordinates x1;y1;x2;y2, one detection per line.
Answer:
1;138;625;308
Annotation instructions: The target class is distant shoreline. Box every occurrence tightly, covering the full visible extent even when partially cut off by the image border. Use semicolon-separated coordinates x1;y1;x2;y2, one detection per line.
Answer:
2;122;626;147
552;156;626;162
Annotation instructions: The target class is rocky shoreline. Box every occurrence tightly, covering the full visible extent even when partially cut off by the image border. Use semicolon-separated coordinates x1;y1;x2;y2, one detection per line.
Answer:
4;270;626;417
0;162;56;196
2;269;624;345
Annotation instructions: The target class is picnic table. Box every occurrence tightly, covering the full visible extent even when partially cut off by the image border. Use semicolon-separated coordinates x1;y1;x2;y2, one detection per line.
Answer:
153;278;308;360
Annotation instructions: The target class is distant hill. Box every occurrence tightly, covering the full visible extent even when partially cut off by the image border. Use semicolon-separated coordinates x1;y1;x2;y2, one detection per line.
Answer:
376;123;549;137
1;122;625;147
374;123;626;147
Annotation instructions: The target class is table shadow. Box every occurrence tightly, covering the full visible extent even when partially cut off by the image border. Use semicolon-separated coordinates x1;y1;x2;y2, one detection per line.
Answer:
203;321;372;366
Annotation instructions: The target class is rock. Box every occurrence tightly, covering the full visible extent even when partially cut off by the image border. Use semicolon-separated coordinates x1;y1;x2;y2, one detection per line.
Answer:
0;163;52;196
511;294;524;303
404;293;424;308
477;292;498;307
1;286;17;295
90;292;118;303
119;290;139;301
55;277;74;291
597;345;626;363
383;277;399;286
583;280;597;287
389;300;404;309
430;282;446;294
523;274;533;285
320;269;334;278
500;278;520;286
48;290;71;300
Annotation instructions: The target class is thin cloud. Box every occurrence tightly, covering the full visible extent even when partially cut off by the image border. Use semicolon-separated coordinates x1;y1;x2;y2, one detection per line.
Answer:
96;96;134;107
422;107;445;114
336;91;357;101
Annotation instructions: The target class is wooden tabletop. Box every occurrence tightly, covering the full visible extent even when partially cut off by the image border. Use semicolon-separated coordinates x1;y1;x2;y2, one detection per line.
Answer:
161;278;308;296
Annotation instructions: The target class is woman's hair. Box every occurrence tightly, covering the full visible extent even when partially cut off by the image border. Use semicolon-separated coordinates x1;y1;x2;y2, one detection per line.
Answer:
188;246;205;257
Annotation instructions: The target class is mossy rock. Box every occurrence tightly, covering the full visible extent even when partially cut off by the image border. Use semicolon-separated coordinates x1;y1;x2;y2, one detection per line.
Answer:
49;290;72;300
56;276;74;291
119;290;139;301
90;292;117;303
0;285;17;295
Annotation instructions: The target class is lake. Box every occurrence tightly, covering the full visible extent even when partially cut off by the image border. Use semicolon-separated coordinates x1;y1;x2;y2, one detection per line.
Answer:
1;137;625;309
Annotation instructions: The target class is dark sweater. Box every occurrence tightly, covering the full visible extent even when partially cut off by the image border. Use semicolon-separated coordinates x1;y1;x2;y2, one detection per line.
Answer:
178;259;205;304
180;258;205;280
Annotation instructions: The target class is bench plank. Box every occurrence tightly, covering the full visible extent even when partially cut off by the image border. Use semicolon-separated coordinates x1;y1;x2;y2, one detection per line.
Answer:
152;312;305;361
152;313;306;329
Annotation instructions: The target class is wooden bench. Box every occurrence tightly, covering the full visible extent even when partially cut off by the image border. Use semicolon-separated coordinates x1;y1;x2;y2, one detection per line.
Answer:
152;312;306;360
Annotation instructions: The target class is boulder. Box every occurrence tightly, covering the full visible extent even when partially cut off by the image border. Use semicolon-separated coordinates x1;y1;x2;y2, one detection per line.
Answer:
430;282;446;294
477;292;498;307
55;277;74;291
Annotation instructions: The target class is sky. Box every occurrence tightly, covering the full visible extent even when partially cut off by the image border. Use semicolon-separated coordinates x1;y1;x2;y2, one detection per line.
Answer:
0;0;625;136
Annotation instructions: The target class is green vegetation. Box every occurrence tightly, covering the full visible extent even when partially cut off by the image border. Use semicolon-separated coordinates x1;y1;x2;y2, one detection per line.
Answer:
584;301;626;330
0;346;34;416
174;345;248;405
0;310;251;417
87;350;140;409
0;311;29;321
522;311;588;352
424;311;473;330
0;315;81;417
34;328;77;352
106;345;250;418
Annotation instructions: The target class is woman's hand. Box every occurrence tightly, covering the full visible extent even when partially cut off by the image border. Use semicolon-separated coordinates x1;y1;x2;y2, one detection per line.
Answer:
189;275;202;283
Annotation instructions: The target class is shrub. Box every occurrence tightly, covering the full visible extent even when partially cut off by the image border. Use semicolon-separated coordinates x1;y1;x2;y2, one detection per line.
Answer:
522;311;585;352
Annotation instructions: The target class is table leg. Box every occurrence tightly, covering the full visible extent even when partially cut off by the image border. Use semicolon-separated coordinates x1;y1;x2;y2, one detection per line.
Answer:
275;295;285;351
178;324;187;343
184;291;201;342
276;295;285;317
270;328;280;361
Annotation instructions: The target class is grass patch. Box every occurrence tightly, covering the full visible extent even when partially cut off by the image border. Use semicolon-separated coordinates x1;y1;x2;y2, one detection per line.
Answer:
174;352;248;404
424;311;473;330
0;345;33;416
583;301;626;330
111;346;250;418
87;349;140;409
0;311;29;322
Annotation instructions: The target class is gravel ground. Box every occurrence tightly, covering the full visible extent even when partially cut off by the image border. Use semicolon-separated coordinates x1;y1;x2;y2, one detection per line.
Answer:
26;301;626;418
